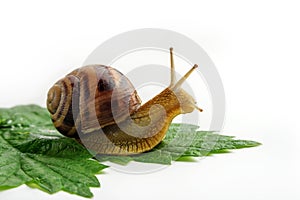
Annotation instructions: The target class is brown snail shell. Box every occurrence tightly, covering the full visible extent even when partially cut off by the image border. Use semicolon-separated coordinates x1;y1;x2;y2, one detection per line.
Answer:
47;65;141;137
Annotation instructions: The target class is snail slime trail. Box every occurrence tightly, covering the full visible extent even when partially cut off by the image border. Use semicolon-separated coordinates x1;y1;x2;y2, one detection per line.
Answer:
47;48;203;155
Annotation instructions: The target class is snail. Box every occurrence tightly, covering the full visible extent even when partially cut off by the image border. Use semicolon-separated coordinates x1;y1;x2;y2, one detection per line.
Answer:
47;48;203;155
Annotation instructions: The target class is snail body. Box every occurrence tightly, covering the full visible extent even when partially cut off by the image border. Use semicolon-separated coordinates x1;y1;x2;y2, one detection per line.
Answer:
47;48;202;155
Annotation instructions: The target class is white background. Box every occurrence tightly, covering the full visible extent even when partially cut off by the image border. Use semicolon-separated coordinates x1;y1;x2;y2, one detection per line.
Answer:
0;0;299;199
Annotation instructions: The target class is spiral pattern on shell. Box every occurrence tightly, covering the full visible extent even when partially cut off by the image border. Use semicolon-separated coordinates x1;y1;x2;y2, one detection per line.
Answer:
47;65;142;138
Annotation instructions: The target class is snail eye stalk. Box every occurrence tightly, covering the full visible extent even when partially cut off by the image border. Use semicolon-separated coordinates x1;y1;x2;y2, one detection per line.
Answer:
194;104;203;112
169;47;176;86
168;47;198;90
170;64;198;91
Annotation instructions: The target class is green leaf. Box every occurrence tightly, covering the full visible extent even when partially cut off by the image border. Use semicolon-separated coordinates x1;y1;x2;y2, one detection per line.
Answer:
97;123;261;165
0;105;261;197
0;104;54;128
0;105;108;198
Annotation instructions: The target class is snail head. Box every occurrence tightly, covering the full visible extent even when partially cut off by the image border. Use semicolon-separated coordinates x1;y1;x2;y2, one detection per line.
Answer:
168;48;203;114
